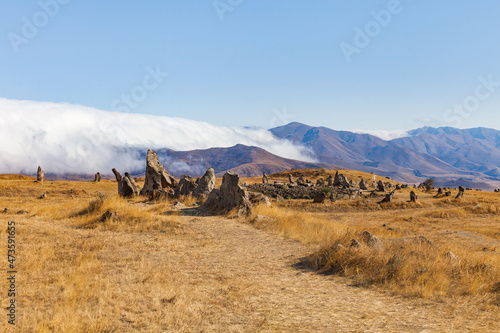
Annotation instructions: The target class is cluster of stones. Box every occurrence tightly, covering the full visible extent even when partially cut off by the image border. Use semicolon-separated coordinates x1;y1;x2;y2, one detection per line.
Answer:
249;170;407;203
111;149;267;216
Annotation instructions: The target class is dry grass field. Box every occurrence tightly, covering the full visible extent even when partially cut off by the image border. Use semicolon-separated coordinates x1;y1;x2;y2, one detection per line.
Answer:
1;171;499;332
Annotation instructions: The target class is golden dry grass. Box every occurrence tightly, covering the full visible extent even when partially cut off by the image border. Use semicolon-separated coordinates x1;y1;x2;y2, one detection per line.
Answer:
249;188;500;308
0;175;499;331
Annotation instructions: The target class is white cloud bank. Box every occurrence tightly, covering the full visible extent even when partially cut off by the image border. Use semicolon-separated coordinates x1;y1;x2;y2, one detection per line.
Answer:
351;129;410;141
0;98;315;176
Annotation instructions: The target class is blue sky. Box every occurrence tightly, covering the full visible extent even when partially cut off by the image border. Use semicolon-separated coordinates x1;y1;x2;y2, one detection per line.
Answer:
1;0;500;131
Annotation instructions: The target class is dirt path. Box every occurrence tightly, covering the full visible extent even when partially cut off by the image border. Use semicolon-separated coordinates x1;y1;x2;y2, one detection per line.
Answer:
162;216;499;332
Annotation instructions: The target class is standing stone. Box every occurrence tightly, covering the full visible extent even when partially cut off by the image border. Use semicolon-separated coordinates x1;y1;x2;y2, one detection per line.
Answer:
377;180;386;192
175;175;198;197
203;171;251;216
316;178;325;187
410;191;418;203
340;174;350;188
37;166;45;182
327;175;333;186
121;172;141;197
333;171;341;186
455;186;465;199
193;168;216;199
140;149;177;196
288;174;295;184
359;179;368;190
94;172;101;182
112;168;122;181
379;190;395;204
436;188;443;196
262;172;269;185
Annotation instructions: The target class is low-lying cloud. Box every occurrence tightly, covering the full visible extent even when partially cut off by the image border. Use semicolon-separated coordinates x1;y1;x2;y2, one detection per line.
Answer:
0;98;315;176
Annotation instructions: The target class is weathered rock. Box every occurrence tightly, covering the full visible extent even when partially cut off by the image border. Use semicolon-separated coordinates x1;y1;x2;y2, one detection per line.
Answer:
173;202;186;209
140;149;177;196
333;171;341;186
455;186;465;199
273;182;286;189
359;231;382;249
297;176;306;186
329;193;336;202
395;184;401;190
151;189;173;201
100;211;117;222
350;239;361;248
377;180;385;192
193;168;216;199
112;168;122;181
248;192;271;206
113;169;140;197
94;172;101;182
379;190;395;204
175;175;198;197
316;178;325;187
122;172;141;197
359;179;368;190
443;251;460;263
37;166;45;182
410;191;417;203
39;193;46;199
262;171;269;185
2;208;11;213
436;188;443;196
17;210;28;215
313;192;326;203
288;174;295;185
203;171;252;216
339;174;350;188
327;175;333;186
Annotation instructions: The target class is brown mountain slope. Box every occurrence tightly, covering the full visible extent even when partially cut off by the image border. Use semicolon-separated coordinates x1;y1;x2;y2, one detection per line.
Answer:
154;144;337;177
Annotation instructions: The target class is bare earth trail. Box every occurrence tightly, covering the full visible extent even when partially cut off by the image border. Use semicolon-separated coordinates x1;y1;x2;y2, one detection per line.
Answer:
160;215;499;332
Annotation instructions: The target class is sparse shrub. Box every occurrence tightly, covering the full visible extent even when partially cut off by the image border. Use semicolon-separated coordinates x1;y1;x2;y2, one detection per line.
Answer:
420;178;435;191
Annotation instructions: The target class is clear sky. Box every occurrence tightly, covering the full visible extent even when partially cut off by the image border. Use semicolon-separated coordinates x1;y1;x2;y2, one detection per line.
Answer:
1;0;499;131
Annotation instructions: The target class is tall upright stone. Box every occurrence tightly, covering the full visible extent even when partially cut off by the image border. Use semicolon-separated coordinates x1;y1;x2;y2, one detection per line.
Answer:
175;175;198;197
203;171;251;216
377;180;386;192
140;149;177;196
94;172;101;182
193;168;216;199
112;168;122;181
112;169;140;197
333;171;341;186
359;179;368;190
262;172;269;185
37;166;45;182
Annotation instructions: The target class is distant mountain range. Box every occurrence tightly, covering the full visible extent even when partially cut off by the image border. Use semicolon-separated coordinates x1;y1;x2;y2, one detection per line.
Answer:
148;122;500;190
